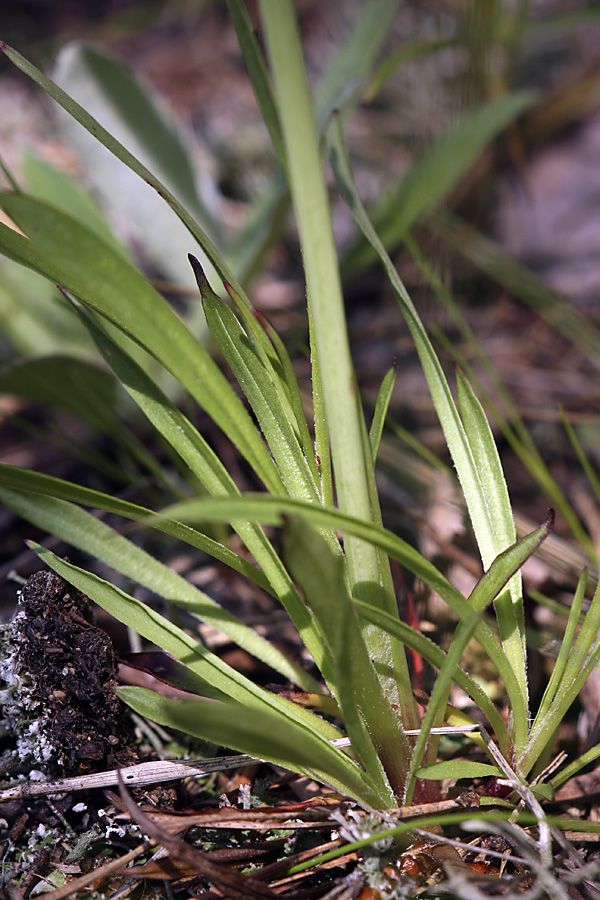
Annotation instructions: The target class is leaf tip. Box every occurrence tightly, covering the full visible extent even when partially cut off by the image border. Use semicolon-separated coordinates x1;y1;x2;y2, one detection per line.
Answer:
188;254;209;295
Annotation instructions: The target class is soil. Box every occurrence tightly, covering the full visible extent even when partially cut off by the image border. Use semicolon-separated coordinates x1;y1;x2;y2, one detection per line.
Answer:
5;569;139;777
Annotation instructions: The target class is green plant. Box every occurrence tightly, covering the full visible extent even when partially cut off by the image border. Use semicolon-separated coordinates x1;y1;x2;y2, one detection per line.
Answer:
0;0;597;824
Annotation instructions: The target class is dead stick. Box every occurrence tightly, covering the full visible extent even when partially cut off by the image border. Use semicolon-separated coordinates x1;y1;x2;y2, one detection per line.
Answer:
0;726;478;801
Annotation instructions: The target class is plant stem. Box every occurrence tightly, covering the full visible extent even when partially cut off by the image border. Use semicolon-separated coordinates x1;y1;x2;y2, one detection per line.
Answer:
259;0;419;787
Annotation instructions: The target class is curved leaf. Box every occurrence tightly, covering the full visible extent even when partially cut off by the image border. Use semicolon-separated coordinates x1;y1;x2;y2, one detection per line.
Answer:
119;687;387;808
26;545;341;748
0;193;283;495
417;760;501;780
0;487;314;690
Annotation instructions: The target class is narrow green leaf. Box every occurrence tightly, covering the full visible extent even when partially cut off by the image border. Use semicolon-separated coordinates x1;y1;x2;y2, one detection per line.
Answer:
416;760;501;780
313;0;399;130
226;0;285;172
26;545;342;747
369;364;396;462
0;462;270;592
119;687;387;808
551;741;600;791
200;281;320;501
309;311;334;508
258;311;320;486
284;517;397;804
0;487;314;691
366;36;457;102
0;194;283;496
26;545;257;704
560;405;600;507
405;514;552;800
344;91;537;274
456;370;518;570
456;369;527;701
533;569;588;726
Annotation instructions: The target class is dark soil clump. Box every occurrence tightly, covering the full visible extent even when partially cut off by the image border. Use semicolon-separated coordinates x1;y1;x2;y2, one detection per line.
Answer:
1;569;139;777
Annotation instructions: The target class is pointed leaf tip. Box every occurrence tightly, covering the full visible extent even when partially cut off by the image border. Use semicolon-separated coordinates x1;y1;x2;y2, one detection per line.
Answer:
188;254;210;295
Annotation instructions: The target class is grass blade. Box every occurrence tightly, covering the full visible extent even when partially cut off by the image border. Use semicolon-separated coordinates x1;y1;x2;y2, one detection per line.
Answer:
369;364;396;462
27;545;342;746
0;43;241;295
284;517;399;803
0;194;283;495
201;288;320;502
120;688;387;808
0;487;317;691
343;91;536;275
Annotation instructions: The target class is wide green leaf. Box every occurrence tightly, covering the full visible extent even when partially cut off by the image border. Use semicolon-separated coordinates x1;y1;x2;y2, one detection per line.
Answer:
119;687;388;808
417;760;501;780
26;545;341;747
284;517;397;804
22;149;128;259
0;193;282;495
0;487;315;690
